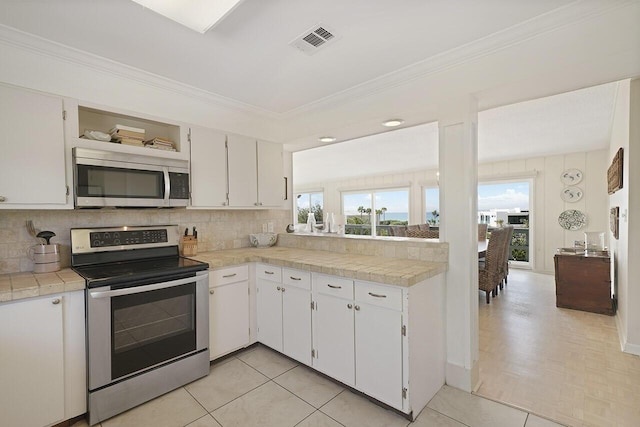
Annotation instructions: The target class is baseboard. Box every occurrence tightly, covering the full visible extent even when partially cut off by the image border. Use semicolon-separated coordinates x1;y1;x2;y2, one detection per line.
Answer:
623;341;640;356
446;360;478;392
614;314;640;355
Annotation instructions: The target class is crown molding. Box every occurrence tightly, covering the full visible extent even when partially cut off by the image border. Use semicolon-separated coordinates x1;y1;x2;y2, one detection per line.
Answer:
282;0;635;118
0;24;280;120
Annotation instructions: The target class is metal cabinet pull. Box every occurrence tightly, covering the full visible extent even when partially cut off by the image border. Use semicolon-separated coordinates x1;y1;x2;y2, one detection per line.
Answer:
265;271;275;275
0;196;6;202
209;289;215;294
327;284;342;289
290;276;302;281
354;305;360;311
347;303;353;309
281;287;286;292
52;298;61;305
368;292;387;298
277;286;281;291
222;273;237;278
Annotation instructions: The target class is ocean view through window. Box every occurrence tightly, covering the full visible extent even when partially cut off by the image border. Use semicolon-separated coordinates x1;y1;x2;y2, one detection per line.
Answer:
342;188;409;236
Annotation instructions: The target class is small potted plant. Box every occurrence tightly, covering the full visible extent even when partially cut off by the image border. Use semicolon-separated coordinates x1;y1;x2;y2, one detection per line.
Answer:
496;219;504;227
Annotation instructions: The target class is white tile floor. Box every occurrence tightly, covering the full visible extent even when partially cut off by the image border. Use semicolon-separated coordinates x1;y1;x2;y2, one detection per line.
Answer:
74;344;563;427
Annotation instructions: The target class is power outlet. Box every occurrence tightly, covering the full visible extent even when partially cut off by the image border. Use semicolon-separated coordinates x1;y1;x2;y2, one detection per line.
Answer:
267;222;274;232
262;223;268;233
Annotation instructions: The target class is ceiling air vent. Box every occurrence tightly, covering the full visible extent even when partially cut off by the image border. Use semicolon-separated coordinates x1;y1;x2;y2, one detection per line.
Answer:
290;24;338;55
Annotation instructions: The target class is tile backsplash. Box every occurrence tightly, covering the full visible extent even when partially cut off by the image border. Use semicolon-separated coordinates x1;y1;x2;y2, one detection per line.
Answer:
0;209;291;274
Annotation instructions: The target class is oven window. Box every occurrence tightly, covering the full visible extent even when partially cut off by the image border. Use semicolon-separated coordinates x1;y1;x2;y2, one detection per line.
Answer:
76;165;164;199
111;282;196;380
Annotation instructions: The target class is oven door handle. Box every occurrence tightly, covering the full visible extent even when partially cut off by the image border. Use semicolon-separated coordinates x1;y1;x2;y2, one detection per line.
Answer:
89;276;201;299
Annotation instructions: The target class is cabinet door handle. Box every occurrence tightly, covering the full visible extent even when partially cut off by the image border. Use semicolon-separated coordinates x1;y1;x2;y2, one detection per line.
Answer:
277;286;281;291
290;276;302;281
209;289;215;294
265;271;275;275
327;284;342;289
222;273;237;278
52;298;61;305
347;303;353;309
368;292;387;298
0;196;6;202
354;305;360;311
281;287;286;292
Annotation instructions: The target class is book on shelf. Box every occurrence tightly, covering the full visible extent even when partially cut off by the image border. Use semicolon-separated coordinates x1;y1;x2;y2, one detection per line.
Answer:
144;137;176;150
144;137;174;145
110;129;145;139
109;124;145;134
146;144;177;152
119;137;145;147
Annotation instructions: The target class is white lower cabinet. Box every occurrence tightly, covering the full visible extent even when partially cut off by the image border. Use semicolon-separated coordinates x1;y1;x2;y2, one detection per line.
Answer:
254;266;445;420
312;274;404;408
209;265;250;360
0;290;86;427
354;295;403;409
312;276;355;386
256;264;312;365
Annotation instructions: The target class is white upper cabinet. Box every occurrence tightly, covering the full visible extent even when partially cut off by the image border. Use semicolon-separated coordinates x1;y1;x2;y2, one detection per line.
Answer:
190;127;228;207
227;135;284;208
227;133;259;207
0;84;68;208
257;140;284;207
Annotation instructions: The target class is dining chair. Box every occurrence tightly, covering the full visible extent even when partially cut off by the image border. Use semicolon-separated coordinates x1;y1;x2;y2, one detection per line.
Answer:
478;226;509;304
478;223;488;241
498;226;514;290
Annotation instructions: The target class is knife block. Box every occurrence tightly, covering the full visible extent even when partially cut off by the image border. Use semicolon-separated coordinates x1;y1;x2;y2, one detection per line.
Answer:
181;236;198;256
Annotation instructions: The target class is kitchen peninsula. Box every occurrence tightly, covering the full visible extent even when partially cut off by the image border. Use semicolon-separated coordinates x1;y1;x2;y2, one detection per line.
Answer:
197;232;448;420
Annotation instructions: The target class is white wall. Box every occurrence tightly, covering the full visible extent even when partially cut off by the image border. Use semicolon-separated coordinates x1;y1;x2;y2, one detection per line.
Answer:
610;79;640;355
296;149;610;274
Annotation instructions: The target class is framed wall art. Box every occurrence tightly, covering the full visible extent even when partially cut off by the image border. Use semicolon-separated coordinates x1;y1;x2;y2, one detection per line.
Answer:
608;148;623;194
610;206;619;239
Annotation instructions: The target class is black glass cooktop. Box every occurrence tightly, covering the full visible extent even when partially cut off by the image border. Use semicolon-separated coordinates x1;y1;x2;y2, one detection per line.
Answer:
74;256;208;288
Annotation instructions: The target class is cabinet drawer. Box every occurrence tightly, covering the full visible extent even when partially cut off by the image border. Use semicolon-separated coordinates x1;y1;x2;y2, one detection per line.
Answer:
256;263;282;282
313;273;354;299
355;281;403;311
282;268;311;290
210;265;249;287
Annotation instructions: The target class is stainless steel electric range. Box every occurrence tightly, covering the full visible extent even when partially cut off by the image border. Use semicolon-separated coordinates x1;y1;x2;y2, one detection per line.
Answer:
71;225;209;426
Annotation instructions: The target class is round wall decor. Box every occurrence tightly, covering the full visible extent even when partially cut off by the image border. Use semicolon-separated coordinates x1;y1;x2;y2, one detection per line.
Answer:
561;168;583;185
558;209;587;230
561;186;583;203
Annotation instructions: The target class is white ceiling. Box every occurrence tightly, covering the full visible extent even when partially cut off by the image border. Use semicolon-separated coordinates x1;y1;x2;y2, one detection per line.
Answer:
0;1;638;150
293;82;618;186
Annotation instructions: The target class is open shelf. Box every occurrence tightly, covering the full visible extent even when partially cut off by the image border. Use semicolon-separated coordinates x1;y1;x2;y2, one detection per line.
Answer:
77;106;183;155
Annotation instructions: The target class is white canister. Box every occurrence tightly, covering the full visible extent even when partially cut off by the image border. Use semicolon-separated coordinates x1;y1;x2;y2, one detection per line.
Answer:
28;244;61;273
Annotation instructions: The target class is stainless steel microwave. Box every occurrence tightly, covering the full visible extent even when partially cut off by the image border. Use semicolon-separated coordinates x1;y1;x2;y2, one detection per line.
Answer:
73;147;189;208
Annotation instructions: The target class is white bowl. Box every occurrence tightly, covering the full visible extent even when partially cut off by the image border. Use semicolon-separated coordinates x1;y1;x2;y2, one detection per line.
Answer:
249;233;278;248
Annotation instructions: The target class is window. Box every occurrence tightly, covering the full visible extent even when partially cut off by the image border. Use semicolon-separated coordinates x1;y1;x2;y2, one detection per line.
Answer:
424;187;440;226
295;192;323;224
342;188;409;236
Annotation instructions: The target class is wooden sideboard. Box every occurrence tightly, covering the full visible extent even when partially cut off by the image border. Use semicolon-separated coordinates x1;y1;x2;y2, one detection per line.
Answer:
554;253;614;315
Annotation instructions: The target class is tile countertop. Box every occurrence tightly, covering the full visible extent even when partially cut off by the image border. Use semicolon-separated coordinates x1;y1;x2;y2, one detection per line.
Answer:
0;269;86;303
0;246;448;302
193;246;448;287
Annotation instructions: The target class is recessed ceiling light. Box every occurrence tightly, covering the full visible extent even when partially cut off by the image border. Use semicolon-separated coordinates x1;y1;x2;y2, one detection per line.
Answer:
318;136;337;143
382;119;405;127
131;0;244;34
